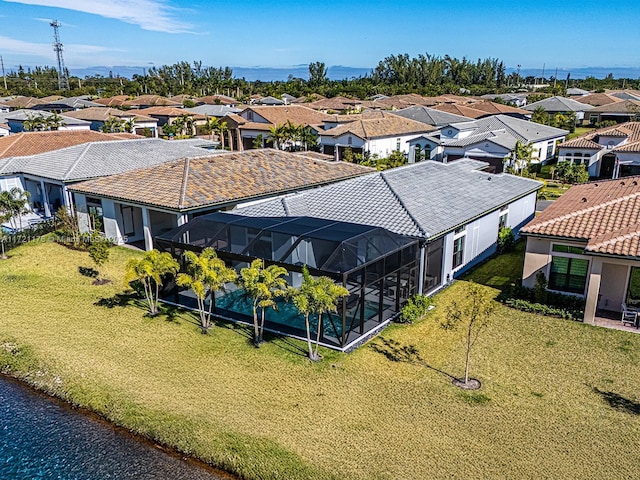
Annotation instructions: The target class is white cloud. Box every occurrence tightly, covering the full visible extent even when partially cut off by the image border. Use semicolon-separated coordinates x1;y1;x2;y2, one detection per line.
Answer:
5;0;195;33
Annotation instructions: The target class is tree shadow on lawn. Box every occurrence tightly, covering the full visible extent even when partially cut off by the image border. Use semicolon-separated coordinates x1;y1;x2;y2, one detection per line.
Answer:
212;318;308;357
78;266;99;278
370;337;456;381
94;291;141;309
592;386;640;415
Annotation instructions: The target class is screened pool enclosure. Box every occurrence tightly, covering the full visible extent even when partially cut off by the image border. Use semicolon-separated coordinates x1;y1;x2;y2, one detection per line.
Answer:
155;212;420;350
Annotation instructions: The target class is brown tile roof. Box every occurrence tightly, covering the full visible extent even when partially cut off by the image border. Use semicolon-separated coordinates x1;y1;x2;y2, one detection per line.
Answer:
63;107;156;122
558;122;640;149
614;141;640;153
522;177;640;257
321;111;435;139
2;96;45;109
68;149;373;211
121;95;182;108
431;103;488;119
94;95;130;107
371;94;434;109
558;138;602;149
241;105;331;126
306;96;362;111
588;100;640;114
573;93;622;107
466;100;530;116
196;95;238;105
0;130;140;159
136;106;206;120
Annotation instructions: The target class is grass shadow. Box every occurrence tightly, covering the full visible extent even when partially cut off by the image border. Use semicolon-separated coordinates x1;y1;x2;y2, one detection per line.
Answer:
370;337;455;380
592;387;640;415
78;266;98;278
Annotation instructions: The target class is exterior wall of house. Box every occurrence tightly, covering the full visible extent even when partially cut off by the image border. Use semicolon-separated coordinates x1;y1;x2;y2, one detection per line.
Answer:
558;148;602;176
444;143;511;163
530;136;565;162
366;135;422;156
408;139;441;163
615;151;640;166
598;262;629;312
441;191;537;282
0;175;24;193
319;134;366;152
522;237;552;288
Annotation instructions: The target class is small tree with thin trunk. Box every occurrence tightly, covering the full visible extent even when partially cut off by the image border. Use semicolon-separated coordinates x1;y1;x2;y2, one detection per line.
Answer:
290;266;348;361
0;211;10;259
237;259;288;346
124;249;179;315
176;248;237;333
88;234;111;283
441;282;495;389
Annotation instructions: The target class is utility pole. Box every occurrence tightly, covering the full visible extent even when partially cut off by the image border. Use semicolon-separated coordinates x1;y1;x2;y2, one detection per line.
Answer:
50;20;69;90
0;55;7;91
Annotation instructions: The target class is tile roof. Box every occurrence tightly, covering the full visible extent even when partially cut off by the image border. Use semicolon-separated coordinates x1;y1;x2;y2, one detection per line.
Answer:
184;105;241;117
0;109;92;127
306;96;363;111
431;103;489;119
447;115;568;144
121;95;182;108
320;111;435;139
196;95;238;105
466;100;531;116
522;177;640;258
238;159;541;239
241;105;331;126
2;96;45;109
0;138;215;181
573;93;622;107
523;96;595;112
68;149;373;211
0;130;140;159
136;106;207;120
63;107;156;122
393;106;473;126
588;100;640;114
371;94;435;109
558;122;640;149
93;95;130;107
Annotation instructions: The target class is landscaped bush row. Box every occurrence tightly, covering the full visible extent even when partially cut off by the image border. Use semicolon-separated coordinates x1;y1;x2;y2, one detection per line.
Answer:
498;283;585;321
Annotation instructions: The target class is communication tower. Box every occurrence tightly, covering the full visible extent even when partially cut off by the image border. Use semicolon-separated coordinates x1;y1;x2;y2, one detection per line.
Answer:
50;20;69;90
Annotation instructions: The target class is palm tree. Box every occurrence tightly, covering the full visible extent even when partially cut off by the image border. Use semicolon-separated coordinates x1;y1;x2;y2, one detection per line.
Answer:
267;124;286;150
237;259;288;345
46;112;65;130
122;118;136;133
216;120;228;149
176;248;237;333
23;113;45;132
0;188;31;230
290;266;348;361
124;249;179;315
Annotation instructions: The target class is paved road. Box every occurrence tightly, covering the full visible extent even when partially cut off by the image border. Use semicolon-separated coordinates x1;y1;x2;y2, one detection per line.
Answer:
536;200;554;212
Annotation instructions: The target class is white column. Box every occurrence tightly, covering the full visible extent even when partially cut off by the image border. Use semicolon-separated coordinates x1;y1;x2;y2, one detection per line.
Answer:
142;206;153;251
74;193;91;233
583;258;602;325
40;180;51;217
417;245;426;294
177;213;188;226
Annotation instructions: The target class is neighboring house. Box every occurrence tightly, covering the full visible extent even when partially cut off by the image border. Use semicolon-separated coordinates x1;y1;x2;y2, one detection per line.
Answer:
393;106;473;127
0;123;9;137
608;90;640;102
479;93;527;108
523;96;595;124
1;109;91;133
566;88;590;97
521;177;640;325
68;149;372;251
255;96;285;106
237;159;541;295
317;111;436;159
557;122;640;178
573;93;621;107
63;107;159;137
423;114;568;172
196;94;239;106
31;96;103;113
222;105;331;150
306;96;364;113
1;96;44;110
135;107;207;136
120;95;182;109
0;137;214;218
465;100;532;120
184;104;241;119
93;95;130;108
586;100;640;125
370;94;435;110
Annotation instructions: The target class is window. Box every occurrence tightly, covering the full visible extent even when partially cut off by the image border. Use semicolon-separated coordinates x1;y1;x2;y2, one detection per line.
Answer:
548;256;589;293
546;143;553;159
396;138;401;151
452;227;466;269
552;244;584;254
247;111;254;121
347;136;352;145
498;206;508;230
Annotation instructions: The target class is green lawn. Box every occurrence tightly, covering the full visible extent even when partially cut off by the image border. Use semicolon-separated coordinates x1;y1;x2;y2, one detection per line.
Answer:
1;241;640;480
566;126;595;141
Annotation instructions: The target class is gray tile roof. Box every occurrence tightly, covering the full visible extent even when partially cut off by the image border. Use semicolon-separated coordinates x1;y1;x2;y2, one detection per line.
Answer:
184;105;241;117
0;109;91;127
237;159;542;239
0;138;216;182
393;106;473;126
523;96;595;112
446;114;567;145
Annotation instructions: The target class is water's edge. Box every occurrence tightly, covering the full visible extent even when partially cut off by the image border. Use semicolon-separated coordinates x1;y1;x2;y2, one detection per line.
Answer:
0;372;238;480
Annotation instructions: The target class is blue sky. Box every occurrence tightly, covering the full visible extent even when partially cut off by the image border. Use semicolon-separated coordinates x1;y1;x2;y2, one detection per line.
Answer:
0;0;638;73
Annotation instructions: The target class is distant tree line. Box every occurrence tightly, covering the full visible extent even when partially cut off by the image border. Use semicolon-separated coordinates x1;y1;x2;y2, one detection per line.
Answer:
2;54;639;101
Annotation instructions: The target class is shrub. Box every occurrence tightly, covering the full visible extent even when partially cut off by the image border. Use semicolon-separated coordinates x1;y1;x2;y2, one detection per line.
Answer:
534;271;548;304
398;294;432;324
498;283;584;320
497;227;515;253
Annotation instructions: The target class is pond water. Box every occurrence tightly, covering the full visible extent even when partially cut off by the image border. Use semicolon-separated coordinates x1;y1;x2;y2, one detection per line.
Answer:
0;375;230;479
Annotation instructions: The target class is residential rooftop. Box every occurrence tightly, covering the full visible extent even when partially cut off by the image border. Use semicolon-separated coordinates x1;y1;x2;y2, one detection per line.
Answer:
237;159;542;239
521;177;640;258
68;149;373;211
523;96;595;112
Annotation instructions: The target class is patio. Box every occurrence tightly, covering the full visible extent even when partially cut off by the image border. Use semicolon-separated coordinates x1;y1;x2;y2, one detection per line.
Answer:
594;309;640;334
